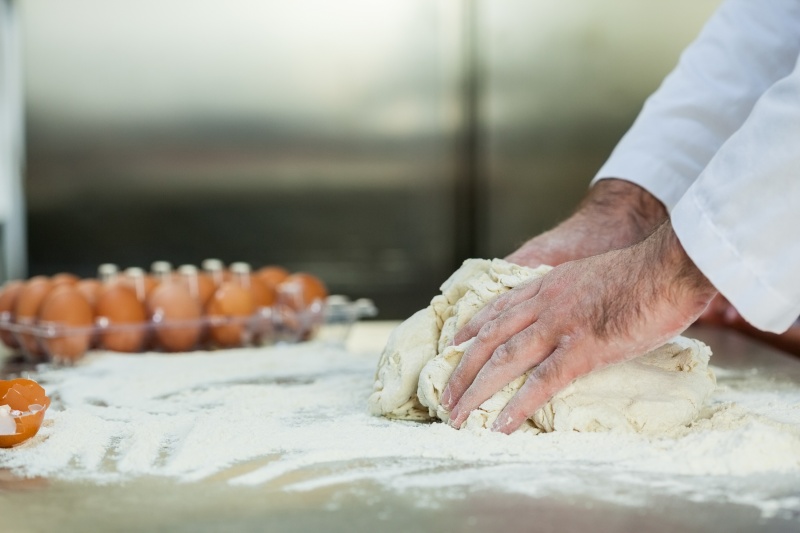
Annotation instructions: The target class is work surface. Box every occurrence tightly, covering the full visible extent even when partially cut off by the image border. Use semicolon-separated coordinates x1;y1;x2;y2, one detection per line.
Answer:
1;323;799;533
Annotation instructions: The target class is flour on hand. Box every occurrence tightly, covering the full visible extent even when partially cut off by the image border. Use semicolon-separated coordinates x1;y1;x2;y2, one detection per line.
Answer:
368;258;716;435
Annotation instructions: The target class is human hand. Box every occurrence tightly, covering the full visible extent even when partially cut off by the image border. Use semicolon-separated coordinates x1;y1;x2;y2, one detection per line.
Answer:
441;221;716;434
506;179;668;268
695;295;800;357
695;294;741;327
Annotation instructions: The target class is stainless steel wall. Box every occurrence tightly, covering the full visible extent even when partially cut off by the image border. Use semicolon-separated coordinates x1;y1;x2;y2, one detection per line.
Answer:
475;0;721;257
21;0;720;317
21;0;468;317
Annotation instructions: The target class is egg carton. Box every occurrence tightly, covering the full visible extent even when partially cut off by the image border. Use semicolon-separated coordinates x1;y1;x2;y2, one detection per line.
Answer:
0;296;377;364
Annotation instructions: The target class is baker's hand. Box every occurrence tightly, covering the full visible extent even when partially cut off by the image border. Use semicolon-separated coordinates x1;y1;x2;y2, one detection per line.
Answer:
441;221;716;434
506;179;667;268
696;294;741;327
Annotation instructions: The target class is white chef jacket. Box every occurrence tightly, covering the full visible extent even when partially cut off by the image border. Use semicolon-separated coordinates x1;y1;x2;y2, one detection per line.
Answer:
592;0;800;333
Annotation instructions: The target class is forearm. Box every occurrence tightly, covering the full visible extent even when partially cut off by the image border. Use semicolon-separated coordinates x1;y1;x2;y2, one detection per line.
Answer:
506;179;667;267
574;179;668;247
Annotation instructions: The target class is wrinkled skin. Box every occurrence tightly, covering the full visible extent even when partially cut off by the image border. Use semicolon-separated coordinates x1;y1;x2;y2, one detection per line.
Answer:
441;181;718;434
506;179;669;268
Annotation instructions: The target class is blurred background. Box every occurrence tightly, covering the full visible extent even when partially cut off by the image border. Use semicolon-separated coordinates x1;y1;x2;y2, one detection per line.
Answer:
2;0;720;318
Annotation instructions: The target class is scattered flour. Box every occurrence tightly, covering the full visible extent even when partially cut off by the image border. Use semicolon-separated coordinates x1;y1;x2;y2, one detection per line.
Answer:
0;335;799;518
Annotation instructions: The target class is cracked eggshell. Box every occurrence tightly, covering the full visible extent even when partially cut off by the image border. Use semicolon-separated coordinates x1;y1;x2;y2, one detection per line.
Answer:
0;379;51;448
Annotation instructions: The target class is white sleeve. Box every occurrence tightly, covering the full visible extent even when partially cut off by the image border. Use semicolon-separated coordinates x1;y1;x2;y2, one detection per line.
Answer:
591;0;800;210
671;51;800;334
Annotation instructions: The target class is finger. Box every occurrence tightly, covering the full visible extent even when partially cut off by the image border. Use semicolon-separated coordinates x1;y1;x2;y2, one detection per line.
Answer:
441;297;540;411
491;342;595;434
452;277;544;346
448;323;556;429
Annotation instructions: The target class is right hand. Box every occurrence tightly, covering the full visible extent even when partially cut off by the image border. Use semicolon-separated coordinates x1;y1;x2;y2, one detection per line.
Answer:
505;179;668;268
444;221;717;433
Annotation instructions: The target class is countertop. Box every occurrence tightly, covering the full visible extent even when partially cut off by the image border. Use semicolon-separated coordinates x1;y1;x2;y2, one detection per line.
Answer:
1;322;799;533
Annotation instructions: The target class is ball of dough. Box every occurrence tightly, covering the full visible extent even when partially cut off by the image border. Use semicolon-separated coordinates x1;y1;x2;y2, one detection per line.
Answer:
369;258;716;436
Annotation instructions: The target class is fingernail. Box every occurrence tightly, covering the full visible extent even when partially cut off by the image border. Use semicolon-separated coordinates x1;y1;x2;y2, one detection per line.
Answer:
448;408;460;428
724;307;739;324
441;387;452;409
491;414;511;432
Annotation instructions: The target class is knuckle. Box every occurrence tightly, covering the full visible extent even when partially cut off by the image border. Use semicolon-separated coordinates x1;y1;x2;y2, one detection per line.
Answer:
516;324;548;353
490;343;516;367
534;356;580;393
476;321;497;344
556;334;576;351
533;358;562;386
490;296;509;314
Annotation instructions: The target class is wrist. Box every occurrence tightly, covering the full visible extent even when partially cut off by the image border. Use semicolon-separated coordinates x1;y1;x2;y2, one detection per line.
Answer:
578;179;668;243
505;179;668;268
646;221;716;313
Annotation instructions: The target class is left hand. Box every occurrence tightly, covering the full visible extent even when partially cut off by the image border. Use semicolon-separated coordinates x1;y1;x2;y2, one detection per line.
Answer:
440;221;716;433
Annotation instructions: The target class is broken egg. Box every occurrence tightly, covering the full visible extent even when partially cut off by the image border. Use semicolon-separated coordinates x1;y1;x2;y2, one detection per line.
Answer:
0;379;51;448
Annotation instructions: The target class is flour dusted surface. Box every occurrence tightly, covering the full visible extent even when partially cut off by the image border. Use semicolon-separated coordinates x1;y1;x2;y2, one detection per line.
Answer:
0;325;799;518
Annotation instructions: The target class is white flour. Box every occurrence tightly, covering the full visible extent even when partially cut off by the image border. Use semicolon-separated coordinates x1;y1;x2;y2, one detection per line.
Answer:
1;330;800;519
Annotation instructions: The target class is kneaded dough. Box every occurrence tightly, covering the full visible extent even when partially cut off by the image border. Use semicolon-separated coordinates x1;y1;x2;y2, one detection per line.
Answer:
368;258;717;435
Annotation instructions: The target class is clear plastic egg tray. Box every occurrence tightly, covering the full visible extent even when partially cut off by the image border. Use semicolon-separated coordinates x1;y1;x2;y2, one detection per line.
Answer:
0;296;377;364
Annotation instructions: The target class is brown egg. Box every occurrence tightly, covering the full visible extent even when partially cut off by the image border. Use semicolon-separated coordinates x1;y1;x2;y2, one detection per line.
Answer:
278;273;328;310
205;282;255;348
37;286;94;362
75;279;103;308
256;266;290;290
0;280;24;349
245;276;275;342
14;277;54;357
146;283;202;352
177;266;216;306
51;273;80;287
201;259;226;287
95;285;148;352
121;268;160;302
195;273;216;305
247;276;275;308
